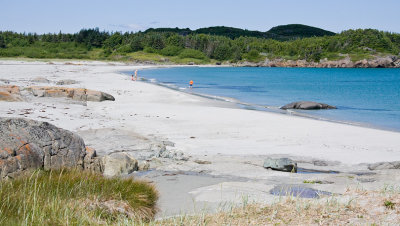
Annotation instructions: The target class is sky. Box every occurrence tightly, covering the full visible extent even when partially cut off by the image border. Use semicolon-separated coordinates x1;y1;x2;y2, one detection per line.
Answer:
1;0;400;34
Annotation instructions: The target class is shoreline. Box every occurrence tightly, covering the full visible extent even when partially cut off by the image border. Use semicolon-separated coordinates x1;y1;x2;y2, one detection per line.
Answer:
1;60;400;217
121;67;400;133
1;55;400;68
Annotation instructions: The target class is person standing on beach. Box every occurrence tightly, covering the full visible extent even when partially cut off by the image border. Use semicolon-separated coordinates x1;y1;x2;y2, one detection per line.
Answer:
135;70;138;81
189;80;193;89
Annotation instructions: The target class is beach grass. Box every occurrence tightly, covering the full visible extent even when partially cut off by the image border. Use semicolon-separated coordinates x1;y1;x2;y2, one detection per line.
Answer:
0;169;158;225
153;188;400;225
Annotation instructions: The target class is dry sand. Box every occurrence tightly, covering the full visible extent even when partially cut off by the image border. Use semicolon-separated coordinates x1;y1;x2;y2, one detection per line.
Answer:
1;60;400;217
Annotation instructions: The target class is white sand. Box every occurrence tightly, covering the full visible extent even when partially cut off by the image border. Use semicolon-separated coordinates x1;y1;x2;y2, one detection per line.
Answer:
1;60;399;165
2;60;400;216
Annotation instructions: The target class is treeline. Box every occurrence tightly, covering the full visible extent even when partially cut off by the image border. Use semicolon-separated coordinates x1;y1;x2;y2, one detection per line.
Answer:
0;26;399;63
145;24;336;40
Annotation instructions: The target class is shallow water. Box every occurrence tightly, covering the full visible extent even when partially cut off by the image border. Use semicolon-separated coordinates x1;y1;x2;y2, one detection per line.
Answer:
136;67;400;131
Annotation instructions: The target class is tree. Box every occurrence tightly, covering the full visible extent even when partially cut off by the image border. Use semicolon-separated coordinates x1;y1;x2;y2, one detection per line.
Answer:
0;35;6;48
103;33;123;51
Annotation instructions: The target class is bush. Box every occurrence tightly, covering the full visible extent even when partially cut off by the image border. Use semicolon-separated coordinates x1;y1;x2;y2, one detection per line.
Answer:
243;49;264;62
0;169;158;225
178;48;207;60
143;46;157;53
117;44;133;53
160;45;183;56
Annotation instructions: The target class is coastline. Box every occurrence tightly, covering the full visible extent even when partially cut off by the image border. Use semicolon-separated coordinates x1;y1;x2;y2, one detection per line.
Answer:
127;67;400;133
1;60;400;217
2;59;398;164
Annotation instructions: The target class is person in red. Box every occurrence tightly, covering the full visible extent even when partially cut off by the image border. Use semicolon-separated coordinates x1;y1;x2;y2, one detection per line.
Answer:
189;80;193;89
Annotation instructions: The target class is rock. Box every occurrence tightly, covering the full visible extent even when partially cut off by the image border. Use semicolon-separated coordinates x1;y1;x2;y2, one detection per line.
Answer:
263;157;297;172
0;117;98;179
159;149;189;161
281;101;337;110
31;77;50;83
56;79;78;85
270;185;331;198
0;79;11;84
102;152;138;177
138;161;150;171
26;86;115;102
194;159;211;164
151;143;166;157
313;160;329;166
368;161;400;170
84;147;103;173
162;140;175;147
0;85;23;102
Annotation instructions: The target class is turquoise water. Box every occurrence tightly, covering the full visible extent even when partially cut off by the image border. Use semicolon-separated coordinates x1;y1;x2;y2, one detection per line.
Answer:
136;67;400;131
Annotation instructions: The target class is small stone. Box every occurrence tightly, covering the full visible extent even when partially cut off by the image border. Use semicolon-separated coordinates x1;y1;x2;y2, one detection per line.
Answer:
194;159;211;164
56;79;78;85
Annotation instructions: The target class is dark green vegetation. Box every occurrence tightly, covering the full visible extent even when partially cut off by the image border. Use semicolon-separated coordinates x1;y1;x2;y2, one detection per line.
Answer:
0;169;158;225
145;24;335;40
1;24;399;64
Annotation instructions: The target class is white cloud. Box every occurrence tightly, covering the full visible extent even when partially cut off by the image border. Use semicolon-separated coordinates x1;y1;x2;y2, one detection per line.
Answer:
109;23;148;31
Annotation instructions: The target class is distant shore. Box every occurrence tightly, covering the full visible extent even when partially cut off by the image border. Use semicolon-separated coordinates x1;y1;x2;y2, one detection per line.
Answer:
1;54;400;68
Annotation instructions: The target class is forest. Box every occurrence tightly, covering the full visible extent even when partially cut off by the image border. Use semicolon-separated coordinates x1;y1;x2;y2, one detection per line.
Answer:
0;24;399;64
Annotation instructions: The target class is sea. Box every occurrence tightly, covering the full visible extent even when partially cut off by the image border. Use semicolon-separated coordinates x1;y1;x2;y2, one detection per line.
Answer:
133;67;400;132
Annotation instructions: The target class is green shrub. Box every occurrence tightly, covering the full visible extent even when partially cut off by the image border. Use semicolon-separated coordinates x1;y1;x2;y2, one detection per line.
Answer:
178;48;207;60
117;44;133;53
243;49;264;62
144;46;157;53
160;45;183;56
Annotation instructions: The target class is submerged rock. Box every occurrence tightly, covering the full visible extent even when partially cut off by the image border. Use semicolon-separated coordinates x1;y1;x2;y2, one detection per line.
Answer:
26;86;115;102
263;157;297;172
0;117;100;179
270;185;331;198
281;101;337;110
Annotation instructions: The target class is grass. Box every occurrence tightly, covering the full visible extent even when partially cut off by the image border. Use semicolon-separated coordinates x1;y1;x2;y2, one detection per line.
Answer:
384;200;395;209
153;188;400;225
349;52;375;62
0;169;158;225
303;180;323;184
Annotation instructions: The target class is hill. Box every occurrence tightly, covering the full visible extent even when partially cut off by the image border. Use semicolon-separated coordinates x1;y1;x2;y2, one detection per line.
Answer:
268;24;336;39
144;24;336;40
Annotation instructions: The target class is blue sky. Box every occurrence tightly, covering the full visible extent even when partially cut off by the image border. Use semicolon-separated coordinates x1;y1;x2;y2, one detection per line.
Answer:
1;0;400;34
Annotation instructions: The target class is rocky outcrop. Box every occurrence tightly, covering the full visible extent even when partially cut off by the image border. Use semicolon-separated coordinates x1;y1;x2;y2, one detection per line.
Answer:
281;101;337;110
30;77;50;83
263;157;297;172
368;161;400;170
0;85;23;102
0;118;101;179
26;86;115;102
102;152;138;177
233;55;400;68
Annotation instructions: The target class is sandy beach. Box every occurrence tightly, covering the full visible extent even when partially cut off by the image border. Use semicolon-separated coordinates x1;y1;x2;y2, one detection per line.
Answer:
1;60;400;217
